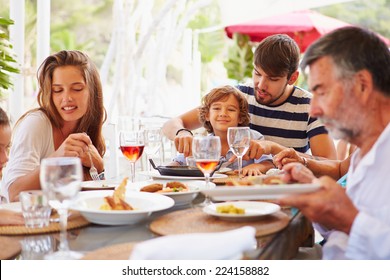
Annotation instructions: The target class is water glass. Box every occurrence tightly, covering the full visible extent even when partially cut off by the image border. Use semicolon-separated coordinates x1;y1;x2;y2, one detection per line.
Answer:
19;190;51;228
40;157;83;260
144;127;163;170
227;127;251;179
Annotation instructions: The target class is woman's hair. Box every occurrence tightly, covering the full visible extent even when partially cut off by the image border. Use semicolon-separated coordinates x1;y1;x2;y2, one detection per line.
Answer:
0;107;10;127
199;85;250;133
254;34;300;79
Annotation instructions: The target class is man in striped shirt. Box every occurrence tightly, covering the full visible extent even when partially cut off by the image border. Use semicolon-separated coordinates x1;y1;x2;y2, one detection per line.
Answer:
162;34;336;160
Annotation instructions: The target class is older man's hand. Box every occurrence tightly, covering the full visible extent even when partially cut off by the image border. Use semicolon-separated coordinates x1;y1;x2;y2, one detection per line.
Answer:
282;162;315;184
275;176;358;234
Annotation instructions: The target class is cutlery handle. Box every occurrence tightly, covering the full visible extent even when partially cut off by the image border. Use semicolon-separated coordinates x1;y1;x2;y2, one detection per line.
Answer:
149;158;158;170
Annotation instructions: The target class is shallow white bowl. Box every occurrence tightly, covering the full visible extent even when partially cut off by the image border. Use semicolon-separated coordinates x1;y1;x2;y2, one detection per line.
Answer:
203;201;280;222
71;190;174;225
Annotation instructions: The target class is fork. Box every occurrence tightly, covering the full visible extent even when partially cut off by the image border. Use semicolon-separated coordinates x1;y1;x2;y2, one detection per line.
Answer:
87;146;100;180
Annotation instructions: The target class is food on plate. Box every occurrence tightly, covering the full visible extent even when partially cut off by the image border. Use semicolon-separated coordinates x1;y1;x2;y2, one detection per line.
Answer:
141;181;189;193
216;204;245;214
262;175;284;185
100;177;134;210
162;181;189;192
225;175;285;186
140;183;163;193
265;168;284;176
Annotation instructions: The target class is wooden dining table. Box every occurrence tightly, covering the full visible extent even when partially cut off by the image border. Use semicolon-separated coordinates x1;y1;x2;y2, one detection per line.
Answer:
0;176;315;260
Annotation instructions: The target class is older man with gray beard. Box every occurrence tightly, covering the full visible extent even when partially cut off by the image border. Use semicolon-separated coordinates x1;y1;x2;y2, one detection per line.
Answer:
276;26;390;260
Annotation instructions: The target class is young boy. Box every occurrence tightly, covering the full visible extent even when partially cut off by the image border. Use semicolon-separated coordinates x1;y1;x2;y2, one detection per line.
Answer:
173;86;274;176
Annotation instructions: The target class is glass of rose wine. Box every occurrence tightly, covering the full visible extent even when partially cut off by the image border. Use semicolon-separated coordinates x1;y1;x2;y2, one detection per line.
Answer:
192;136;221;207
119;131;145;182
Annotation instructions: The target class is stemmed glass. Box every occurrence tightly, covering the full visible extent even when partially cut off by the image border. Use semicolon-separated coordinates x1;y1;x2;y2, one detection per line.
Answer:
228;127;251;179
192;136;221;207
119;130;145;182
144;127;163;171
40;157;83;260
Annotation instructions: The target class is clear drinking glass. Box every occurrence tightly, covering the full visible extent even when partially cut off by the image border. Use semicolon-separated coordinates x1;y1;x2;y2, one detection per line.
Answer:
227;127;251;179
144;127;163;170
192;136;221;207
40;157;83;260
119;130;145;182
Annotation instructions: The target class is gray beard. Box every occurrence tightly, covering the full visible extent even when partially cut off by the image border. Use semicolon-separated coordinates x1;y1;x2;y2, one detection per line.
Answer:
319;117;355;142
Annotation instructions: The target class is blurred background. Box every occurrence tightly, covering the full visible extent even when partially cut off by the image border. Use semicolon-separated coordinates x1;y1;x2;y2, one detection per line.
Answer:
0;0;389;177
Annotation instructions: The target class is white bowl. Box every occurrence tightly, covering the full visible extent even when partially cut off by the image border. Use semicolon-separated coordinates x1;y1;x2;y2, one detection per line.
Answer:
127;180;216;206
71;190;174;225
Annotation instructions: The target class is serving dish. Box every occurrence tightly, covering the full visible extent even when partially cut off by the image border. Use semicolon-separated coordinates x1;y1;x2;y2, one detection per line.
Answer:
149;159;223;177
201;182;321;201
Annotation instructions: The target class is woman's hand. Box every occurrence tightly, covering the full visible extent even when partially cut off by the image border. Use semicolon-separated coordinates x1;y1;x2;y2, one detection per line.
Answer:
51;133;91;166
0;209;25;226
273;148;305;169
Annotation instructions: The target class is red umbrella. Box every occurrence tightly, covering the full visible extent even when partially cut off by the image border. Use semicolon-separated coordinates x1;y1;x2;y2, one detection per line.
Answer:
225;10;390;52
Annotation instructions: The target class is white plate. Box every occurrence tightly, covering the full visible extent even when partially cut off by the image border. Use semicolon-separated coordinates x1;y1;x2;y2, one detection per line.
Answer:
71;190;174;225
80;179;122;190
127;180;216;206
0;202;22;212
201;182;321;201
139;170;227;180
203;201;280;221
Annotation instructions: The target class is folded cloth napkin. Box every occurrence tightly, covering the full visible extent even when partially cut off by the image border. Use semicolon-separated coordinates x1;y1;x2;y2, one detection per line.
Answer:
129;226;256;260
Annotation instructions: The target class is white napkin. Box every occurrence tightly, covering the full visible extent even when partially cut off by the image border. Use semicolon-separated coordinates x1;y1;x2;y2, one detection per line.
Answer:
129;226;256;260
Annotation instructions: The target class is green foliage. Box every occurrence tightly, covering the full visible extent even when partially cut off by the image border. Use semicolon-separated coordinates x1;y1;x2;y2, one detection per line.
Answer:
187;0;225;63
51;30;94;52
315;0;390;39
0;17;19;97
224;33;253;83
49;0;114;64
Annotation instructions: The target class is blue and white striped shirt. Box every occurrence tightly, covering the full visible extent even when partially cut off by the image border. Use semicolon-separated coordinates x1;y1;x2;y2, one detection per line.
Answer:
237;85;328;153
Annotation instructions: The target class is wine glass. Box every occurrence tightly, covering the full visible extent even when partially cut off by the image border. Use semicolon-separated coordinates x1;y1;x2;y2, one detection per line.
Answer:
192;136;221;207
144;127;163;171
39;157;83;260
119;130;145;182
228;127;251;179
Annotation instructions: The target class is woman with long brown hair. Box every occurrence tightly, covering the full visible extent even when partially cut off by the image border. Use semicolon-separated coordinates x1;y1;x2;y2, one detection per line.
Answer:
2;50;106;202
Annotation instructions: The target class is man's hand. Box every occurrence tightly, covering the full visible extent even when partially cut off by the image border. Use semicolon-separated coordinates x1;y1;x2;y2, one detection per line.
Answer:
276;176;358;234
281;162;315;184
242;140;270;161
